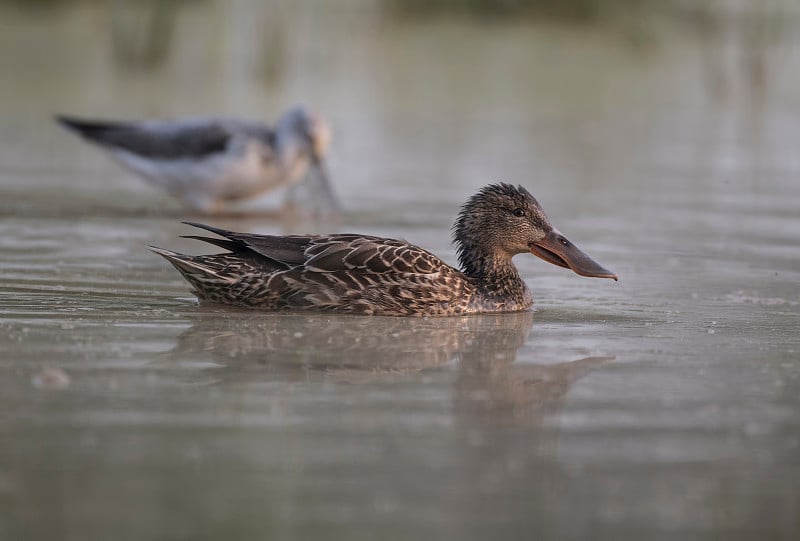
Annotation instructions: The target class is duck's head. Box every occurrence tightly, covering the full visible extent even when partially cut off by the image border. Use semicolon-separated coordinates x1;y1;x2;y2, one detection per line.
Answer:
453;183;617;280
278;106;332;163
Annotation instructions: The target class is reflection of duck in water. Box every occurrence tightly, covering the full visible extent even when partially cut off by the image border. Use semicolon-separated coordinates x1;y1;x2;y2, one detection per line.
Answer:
455;351;613;425
165;311;537;380
167;310;610;524
166;311;611;407
150;184;617;315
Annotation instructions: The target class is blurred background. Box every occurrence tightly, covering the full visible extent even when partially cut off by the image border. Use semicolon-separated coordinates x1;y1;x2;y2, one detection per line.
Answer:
3;0;798;214
1;1;799;540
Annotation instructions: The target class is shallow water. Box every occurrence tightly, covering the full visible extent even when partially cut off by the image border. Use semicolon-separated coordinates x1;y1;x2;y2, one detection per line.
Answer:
1;1;800;539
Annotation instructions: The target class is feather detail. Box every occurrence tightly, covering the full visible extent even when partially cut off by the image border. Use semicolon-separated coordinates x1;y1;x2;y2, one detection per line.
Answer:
150;184;618;315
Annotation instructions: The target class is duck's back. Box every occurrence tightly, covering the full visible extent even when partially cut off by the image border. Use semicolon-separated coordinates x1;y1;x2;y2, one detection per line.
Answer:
152;224;476;316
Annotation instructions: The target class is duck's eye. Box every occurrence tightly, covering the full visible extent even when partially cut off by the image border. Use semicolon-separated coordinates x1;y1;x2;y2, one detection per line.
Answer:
512;208;525;217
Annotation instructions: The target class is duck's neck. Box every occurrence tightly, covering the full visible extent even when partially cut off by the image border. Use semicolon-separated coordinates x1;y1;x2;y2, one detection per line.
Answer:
458;245;532;307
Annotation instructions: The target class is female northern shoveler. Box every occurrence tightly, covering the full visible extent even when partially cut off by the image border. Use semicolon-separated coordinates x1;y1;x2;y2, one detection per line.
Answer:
56;106;336;214
150;183;617;316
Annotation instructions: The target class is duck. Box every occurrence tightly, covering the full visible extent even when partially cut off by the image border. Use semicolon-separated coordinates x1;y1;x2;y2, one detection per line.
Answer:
149;183;617;316
56;106;336;214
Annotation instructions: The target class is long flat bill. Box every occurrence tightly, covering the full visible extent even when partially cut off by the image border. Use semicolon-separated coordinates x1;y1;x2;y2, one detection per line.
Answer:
529;230;617;280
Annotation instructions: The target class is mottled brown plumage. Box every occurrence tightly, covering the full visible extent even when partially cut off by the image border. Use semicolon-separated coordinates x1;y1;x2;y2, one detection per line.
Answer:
150;184;617;316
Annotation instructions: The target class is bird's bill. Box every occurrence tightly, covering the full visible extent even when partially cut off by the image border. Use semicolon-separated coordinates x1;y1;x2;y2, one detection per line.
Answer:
529;230;618;281
308;157;340;211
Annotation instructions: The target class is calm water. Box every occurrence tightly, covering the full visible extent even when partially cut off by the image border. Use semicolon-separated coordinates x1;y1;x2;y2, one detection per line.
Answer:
1;2;799;540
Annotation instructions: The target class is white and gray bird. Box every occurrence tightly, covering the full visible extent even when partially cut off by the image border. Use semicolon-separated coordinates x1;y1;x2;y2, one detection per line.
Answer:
56;106;336;214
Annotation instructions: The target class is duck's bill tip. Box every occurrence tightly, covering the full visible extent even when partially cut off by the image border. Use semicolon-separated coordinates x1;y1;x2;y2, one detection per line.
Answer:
574;268;618;281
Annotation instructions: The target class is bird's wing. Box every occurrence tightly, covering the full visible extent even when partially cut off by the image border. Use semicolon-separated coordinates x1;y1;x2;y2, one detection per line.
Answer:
300;235;445;276
182;223;448;276
56;116;271;159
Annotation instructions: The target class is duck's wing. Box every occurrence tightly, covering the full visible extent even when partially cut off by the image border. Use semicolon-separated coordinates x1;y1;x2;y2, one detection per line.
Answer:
182;222;448;276
56;116;274;160
170;223;470;314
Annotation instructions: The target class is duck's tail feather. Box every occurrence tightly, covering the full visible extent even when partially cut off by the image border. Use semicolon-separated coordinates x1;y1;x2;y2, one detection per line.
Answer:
148;245;237;299
181;221;240;238
180;235;243;253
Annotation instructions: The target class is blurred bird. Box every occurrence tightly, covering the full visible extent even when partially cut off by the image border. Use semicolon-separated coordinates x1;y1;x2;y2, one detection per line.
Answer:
56;106;336;214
